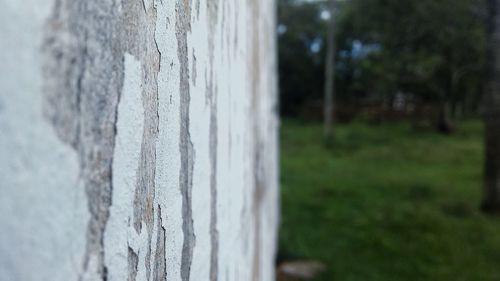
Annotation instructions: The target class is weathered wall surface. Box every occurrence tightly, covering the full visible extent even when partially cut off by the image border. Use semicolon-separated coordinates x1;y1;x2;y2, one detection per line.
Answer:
0;0;279;280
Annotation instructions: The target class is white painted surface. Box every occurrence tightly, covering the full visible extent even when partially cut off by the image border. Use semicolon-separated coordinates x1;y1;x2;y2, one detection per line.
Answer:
105;53;145;281
0;1;88;280
0;0;278;280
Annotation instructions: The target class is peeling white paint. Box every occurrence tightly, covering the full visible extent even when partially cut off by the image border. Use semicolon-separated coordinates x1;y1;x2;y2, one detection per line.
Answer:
0;0;278;280
105;53;145;281
154;2;186;281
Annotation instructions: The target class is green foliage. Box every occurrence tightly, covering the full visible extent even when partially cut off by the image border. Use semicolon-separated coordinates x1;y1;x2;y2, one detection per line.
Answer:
278;0;487;119
280;120;500;280
278;0;328;116
344;0;486;105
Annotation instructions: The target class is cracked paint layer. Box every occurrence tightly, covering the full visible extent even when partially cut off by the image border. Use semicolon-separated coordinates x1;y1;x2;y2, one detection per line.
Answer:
104;52;143;281
153;206;167;281
120;0;161;279
1;0;279;280
128;247;139;281
41;0;124;279
175;1;196;281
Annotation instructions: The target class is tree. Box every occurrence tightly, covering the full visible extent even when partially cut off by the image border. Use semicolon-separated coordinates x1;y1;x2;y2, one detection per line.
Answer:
324;0;336;140
278;0;486;126
0;0;279;280
337;0;485;128
278;0;328;117
482;0;500;213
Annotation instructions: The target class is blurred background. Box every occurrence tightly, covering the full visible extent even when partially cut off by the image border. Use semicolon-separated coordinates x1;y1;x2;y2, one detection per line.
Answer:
276;0;500;280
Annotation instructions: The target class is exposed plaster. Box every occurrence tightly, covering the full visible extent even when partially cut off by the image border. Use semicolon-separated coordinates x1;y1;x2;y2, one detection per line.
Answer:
104;52;143;281
128;247;139;281
42;0;124;279
175;1;196;280
153;206;167;281
207;1;220;280
121;0;161;279
3;0;279;280
192;49;197;86
43;0;165;279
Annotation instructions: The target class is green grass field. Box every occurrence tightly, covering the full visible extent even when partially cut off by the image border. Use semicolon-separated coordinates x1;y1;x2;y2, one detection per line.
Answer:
279;120;500;281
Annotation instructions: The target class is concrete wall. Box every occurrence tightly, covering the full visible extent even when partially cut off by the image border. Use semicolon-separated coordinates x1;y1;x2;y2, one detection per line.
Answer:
0;0;279;280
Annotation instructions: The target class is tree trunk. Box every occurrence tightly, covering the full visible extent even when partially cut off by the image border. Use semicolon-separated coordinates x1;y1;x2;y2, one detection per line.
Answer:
0;0;279;280
437;59;455;134
437;100;454;134
482;0;500;213
324;0;336;141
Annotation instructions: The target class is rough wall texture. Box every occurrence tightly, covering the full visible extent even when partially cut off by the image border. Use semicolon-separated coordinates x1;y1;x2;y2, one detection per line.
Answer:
0;0;279;280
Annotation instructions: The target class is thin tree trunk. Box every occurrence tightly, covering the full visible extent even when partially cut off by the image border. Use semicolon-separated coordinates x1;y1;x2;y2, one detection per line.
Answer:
482;0;500;213
437;58;455;134
437;100;453;134
324;0;336;141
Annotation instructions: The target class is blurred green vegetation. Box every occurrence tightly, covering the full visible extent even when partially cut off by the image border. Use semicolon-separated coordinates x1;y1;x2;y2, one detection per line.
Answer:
278;0;486;130
279;120;500;280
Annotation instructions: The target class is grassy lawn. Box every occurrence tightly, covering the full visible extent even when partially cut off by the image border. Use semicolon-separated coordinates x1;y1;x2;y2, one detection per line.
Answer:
279;119;500;281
